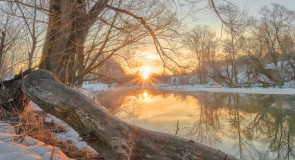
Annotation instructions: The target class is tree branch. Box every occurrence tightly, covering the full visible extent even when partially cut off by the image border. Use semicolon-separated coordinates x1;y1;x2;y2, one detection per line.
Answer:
106;4;187;72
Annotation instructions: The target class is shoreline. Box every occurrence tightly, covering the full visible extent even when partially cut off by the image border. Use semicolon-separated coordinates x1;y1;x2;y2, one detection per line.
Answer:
156;84;295;95
81;83;295;95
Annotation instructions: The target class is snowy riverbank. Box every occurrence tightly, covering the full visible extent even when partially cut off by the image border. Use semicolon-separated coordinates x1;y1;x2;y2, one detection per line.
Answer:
0;82;109;160
156;84;295;95
0;122;71;160
0;102;98;160
80;82;295;95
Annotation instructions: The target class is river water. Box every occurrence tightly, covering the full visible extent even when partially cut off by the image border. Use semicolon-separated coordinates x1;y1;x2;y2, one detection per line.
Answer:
95;88;295;160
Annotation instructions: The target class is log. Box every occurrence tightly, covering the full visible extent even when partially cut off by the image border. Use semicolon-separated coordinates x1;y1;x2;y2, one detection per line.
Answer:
22;70;237;160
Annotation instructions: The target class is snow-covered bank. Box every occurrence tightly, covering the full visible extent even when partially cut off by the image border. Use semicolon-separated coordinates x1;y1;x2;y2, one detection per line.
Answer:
0;82;106;160
29;102;98;154
0;102;99;160
82;82;295;95
80;83;111;95
0;122;71;160
156;84;295;95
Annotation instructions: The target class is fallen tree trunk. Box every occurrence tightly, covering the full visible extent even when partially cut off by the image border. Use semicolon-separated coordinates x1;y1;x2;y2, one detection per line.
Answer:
22;70;237;160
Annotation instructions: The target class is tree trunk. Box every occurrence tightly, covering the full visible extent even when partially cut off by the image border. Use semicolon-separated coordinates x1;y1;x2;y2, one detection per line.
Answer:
39;0;109;85
22;70;237;160
39;0;88;84
0;32;5;73
0;70;31;113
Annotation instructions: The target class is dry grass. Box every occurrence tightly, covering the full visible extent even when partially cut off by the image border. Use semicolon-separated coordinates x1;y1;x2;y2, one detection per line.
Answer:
0;104;102;160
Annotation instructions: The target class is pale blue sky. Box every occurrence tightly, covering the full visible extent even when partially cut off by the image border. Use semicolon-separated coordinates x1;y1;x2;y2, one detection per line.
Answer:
195;0;295;30
243;0;295;16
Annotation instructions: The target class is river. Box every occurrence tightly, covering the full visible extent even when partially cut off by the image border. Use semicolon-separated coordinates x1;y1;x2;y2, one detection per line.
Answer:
94;88;295;160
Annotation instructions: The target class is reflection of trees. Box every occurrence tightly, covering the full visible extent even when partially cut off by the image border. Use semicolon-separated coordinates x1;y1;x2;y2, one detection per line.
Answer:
184;92;222;145
227;93;258;160
244;95;295;160
184;92;295;160
97;88;295;160
266;111;295;160
257;107;295;159
113;96;144;124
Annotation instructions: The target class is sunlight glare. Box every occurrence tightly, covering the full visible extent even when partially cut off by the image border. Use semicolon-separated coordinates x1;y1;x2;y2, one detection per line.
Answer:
143;92;148;98
142;71;149;79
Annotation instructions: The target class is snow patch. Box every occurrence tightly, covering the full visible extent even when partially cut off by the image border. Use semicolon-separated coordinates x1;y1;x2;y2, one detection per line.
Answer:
81;83;110;92
28;102;98;154
0;122;72;160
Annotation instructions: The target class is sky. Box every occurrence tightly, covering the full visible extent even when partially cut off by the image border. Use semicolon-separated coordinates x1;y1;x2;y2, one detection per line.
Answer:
196;0;295;30
126;0;295;75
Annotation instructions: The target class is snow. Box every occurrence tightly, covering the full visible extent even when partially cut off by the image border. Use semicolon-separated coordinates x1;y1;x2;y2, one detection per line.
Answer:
156;83;295;95
81;83;110;92
79;83;115;101
0;122;72;160
82;81;295;95
81;81;295;95
0;102;99;160
28;102;98;154
0;82;106;160
44;114;97;153
1;70;15;81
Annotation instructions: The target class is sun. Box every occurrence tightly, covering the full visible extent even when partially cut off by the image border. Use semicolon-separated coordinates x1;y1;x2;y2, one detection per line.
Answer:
142;71;149;79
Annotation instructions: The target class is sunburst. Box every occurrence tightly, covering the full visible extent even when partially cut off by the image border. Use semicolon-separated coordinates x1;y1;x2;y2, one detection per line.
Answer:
142;71;149;79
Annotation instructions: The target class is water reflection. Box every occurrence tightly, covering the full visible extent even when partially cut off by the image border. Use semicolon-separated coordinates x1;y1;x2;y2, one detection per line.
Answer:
96;89;295;160
143;91;148;98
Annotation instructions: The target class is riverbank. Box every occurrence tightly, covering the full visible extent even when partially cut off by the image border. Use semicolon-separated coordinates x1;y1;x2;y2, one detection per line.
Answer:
0;102;99;160
156;84;295;95
81;83;295;95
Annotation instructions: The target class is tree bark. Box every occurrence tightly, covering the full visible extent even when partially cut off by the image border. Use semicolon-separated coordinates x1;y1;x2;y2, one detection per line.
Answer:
22;70;237;160
0;70;31;113
0;32;5;72
39;0;109;85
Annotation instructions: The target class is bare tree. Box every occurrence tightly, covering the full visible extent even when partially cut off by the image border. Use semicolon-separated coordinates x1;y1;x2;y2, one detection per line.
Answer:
0;11;25;77
240;3;295;85
183;25;217;84
0;31;5;73
259;3;295;69
15;0;39;69
221;5;248;84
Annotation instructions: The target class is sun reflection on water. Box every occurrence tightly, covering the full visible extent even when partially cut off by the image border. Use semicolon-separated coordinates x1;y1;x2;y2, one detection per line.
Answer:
143;91;148;98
